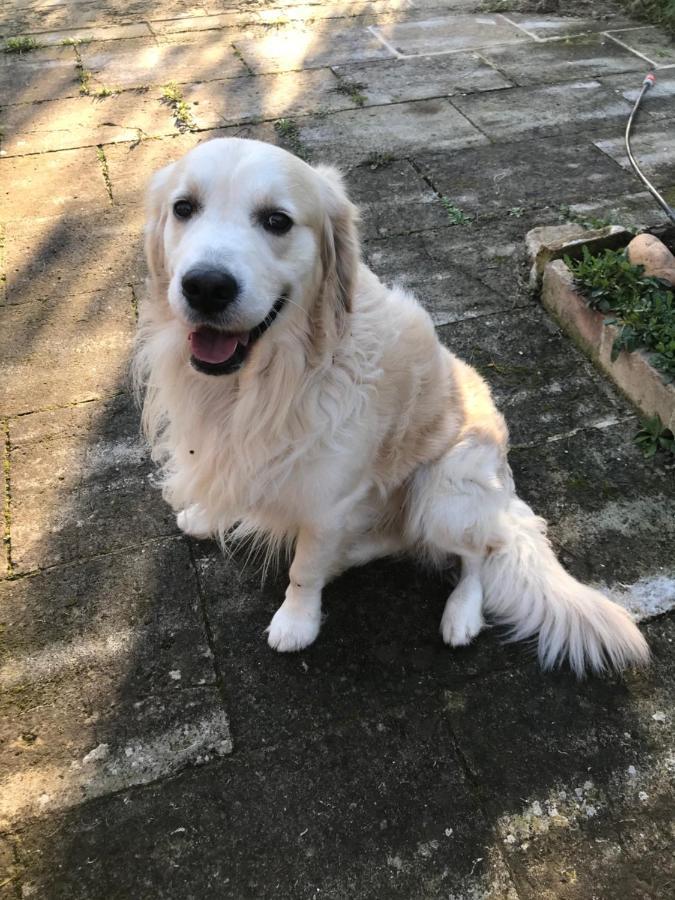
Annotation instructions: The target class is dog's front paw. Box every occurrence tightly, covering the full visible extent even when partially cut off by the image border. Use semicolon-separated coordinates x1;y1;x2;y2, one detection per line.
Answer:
267;600;321;653
176;504;212;539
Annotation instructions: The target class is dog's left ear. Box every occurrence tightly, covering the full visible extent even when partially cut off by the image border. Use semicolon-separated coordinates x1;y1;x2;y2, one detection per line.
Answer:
315;164;360;332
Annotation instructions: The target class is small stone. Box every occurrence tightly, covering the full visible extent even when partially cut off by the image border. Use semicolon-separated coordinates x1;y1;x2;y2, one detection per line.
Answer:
627;765;637;777
531;800;543;816
82;743;109;764
444;828;453;837
169;670;182;681
638;791;649;801
652;711;666;722
627;234;675;286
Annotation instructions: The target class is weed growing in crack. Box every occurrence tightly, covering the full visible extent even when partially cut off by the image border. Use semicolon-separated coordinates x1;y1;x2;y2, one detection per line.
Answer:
274;118;310;160
364;151;394;171
5;36;42;53
440;197;471;225
162;82;197;132
335;79;367;107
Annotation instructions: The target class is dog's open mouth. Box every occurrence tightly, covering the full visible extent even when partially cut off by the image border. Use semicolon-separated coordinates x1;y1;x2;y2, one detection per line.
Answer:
188;295;287;375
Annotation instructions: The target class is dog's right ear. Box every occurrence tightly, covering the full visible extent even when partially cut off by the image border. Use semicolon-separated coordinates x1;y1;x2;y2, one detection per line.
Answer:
144;162;175;287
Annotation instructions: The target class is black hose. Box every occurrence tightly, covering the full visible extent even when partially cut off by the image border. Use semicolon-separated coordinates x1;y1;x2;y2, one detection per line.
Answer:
625;73;675;224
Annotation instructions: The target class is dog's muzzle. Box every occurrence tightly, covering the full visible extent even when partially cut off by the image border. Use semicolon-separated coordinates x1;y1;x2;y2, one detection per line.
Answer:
188;294;288;375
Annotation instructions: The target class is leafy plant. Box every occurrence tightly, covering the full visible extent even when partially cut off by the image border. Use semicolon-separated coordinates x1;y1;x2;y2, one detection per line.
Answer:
440;197;471;225
635;415;675;458
619;1;675;36
567;246;675;380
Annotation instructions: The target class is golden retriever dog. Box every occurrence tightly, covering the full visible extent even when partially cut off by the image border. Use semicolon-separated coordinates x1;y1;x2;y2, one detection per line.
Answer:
134;137;648;676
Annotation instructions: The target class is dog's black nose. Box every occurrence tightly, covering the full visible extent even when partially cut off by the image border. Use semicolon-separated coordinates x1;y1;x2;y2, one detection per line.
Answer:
181;267;239;315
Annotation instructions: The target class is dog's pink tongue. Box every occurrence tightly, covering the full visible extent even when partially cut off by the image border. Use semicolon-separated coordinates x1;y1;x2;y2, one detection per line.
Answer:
189;328;239;364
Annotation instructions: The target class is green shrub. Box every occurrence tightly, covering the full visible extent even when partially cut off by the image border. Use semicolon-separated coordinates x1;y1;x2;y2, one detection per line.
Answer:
567;245;675;381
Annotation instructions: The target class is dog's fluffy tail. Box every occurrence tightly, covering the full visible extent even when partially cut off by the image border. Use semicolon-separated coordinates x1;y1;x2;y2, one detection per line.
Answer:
481;497;649;676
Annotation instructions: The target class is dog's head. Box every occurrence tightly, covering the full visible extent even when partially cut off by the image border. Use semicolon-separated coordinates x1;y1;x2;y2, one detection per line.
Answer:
145;137;359;375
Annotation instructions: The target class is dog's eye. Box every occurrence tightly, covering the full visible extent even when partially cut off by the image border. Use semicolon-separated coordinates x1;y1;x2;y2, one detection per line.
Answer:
173;199;194;220
262;211;293;235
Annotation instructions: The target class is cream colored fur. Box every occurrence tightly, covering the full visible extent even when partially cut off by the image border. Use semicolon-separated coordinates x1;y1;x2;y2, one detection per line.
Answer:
134;137;649;676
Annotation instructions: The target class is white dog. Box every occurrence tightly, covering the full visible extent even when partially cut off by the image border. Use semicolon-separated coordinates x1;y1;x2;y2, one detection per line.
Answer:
134;137;648;676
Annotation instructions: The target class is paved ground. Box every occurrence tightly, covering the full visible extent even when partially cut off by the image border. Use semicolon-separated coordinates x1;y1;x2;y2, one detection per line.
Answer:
1;1;675;897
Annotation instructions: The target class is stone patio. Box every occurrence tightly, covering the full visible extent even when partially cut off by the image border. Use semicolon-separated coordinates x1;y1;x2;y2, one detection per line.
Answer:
1;1;674;897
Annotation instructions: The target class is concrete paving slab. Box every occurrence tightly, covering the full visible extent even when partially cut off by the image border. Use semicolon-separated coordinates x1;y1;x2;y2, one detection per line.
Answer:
9;394;176;572
3;209;145;305
416;135;641;219
297;100;488;166
0;45;79;105
16;23;153;46
438;307;625;447
7;726;513;900
371;13;529;56
560;190;672;230
79;33;249;89
150;12;250;37
607;25;675;67
510;420;675;588
481;32;647;86
502;12;634;40
0;539;229;826
447;617;673;899
451;78;633;139
0;147;109;222
182;68;355;130
0;90;176;156
601;69;675;119
345;158;449;240
195;540;529;752
364;231;508;326
421;213;552;301
332;50;512;105
234;22;395;74
594;124;675;183
0;286;135;417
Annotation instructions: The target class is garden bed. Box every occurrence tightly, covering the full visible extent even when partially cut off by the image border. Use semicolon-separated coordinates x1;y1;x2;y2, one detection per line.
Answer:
539;227;675;432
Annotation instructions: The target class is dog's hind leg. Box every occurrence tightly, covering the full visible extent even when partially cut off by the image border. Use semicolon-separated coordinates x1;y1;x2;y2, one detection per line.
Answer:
440;555;485;647
406;441;509;650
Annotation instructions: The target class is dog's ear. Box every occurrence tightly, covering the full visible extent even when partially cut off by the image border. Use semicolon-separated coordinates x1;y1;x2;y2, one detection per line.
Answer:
144;162;175;288
315;164;360;332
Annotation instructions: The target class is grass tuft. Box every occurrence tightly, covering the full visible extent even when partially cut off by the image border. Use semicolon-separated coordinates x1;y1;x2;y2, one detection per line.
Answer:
5;36;41;54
